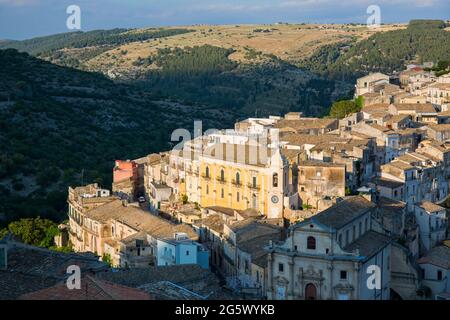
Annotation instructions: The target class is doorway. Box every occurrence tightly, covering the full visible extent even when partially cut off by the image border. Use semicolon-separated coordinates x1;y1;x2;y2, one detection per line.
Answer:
305;283;317;300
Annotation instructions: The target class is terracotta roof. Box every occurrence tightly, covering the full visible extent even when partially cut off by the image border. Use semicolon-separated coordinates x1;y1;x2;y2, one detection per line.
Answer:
298;160;345;168
280;133;345;146
281;149;302;163
428;83;450;90
85;199;197;240
416;201;445;213
206;206;236;216
96;265;230;299
310;196;376;230
202;143;278;167
427;123;450;132
378;197;406;215
274;118;337;131
361;92;381;98
193;214;224;234
0;242;108;299
393;103;436;114
369;123;395;133
418;246;450;269
386;114;411;124
229;219;281;243
437;110;450;117
387;160;416;171
238;233;280;268
372;177;404;189
19;276;153;300
344;231;391;260
362;103;390;113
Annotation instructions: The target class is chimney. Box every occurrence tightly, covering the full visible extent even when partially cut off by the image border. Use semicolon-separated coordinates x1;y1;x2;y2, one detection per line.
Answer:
357;186;375;202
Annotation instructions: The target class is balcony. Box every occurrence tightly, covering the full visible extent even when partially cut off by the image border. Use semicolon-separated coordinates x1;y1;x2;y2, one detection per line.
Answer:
231;179;242;187
247;183;260;191
201;174;211;180
216;177;227;184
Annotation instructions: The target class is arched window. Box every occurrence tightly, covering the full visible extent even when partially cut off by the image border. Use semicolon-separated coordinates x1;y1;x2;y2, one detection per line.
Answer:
307;236;316;250
273;173;278;187
221;188;224;198
205;166;210;178
236;172;240;185
111;226;115;237
220;169;225;181
237;192;240;202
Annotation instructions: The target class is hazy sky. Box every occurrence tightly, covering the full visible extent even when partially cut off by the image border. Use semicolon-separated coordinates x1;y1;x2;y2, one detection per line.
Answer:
0;0;448;40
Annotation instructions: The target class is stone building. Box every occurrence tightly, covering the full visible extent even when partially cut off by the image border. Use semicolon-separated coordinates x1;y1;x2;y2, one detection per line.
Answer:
199;143;289;219
67;185;198;268
266;196;392;300
297;160;345;212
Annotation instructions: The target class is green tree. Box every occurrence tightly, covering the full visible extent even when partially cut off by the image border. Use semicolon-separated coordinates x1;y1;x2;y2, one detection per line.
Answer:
329;100;361;119
355;95;364;109
7;217;59;248
102;253;113;267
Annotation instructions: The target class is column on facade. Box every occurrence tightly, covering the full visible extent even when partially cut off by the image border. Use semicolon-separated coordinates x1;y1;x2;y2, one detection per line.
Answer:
267;252;273;299
288;257;294;299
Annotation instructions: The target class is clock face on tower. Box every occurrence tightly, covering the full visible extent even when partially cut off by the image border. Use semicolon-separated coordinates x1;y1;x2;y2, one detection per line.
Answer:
271;195;279;204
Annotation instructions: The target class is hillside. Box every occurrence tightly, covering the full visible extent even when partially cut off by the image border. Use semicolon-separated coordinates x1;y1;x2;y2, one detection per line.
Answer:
0;49;235;225
0;24;403;117
0;20;447;225
299;19;450;80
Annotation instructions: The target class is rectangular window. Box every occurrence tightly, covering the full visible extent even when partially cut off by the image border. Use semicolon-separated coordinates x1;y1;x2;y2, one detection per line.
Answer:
253;176;257;188
278;263;284;272
186;251;189;256
340;271;347;280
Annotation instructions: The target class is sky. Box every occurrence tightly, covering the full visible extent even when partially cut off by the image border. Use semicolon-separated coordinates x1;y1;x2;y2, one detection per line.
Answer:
0;0;448;40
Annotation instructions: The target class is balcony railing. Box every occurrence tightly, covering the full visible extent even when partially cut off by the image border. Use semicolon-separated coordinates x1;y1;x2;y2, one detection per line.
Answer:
216;177;227;184
247;183;260;190
231;179;242;187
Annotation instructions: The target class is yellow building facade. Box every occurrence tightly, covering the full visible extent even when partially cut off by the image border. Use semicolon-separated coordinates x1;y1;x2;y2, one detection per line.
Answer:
197;143;288;219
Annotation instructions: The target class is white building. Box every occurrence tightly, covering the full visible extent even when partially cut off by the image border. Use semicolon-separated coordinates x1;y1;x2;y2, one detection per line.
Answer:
156;232;209;269
355;73;390;97
266;196;392;300
418;245;450;300
414;201;448;253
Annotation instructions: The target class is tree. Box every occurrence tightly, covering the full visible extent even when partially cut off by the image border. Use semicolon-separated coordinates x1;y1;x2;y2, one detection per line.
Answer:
329;100;361;119
7;217;59;248
102;253;113;267
355;95;364;109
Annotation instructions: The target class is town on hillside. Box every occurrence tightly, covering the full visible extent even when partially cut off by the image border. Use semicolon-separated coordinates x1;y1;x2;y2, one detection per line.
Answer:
1;63;450;301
